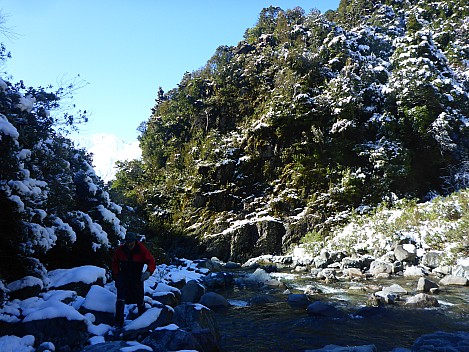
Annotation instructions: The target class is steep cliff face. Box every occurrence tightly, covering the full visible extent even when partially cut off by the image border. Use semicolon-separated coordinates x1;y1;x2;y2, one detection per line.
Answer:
113;1;469;259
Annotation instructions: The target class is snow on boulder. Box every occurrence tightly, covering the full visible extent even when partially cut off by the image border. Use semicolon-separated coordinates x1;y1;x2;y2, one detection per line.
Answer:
7;276;43;301
122;306;173;341
165;267;204;287
0;335;35;352
79;285;116;326
22;300;85;322
81;285;115;313
48;266;106;296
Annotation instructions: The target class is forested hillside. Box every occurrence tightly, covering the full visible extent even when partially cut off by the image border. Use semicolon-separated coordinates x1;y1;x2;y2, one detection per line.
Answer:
112;0;469;259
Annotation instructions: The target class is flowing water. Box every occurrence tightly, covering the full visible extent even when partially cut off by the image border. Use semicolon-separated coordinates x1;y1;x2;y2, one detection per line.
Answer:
213;269;469;352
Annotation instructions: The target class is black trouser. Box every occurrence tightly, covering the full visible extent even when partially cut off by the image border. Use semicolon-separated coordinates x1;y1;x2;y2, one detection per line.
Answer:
115;275;145;325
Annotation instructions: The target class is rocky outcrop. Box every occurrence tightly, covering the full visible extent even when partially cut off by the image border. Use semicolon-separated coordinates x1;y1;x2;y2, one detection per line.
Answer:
203;218;286;262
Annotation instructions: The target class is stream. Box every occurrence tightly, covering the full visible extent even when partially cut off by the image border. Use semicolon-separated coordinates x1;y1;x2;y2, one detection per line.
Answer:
211;268;469;351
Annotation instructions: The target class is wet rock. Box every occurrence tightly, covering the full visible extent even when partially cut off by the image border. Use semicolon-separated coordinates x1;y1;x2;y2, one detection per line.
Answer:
199;292;230;309
381;284;408;296
366;293;385;307
374;286;401;304
304;285;323;295
354;306;388;318
173;302;220;342
412;331;469;352
306;301;345;318
142;326;215;352
181;280;205;303
416;277;439;293
150;291;178;307
405;293;439;308
203;272;234;289
287;293;310;308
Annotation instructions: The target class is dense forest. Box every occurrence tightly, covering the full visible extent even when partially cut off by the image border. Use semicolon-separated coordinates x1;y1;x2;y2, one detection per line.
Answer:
1;0;468;283
112;0;469;257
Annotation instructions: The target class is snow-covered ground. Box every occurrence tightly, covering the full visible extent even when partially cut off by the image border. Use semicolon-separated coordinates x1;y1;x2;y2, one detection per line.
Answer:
0;260;208;351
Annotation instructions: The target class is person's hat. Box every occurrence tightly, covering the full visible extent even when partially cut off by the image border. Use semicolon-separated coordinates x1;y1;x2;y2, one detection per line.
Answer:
125;232;139;243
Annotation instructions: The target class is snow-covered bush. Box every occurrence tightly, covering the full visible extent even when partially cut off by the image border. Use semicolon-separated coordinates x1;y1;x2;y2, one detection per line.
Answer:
0;52;125;281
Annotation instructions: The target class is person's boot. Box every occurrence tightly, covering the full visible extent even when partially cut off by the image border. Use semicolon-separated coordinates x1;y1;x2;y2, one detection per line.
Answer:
114;299;125;328
137;303;146;316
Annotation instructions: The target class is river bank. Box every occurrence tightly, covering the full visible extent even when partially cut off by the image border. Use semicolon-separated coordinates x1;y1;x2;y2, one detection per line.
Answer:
0;251;467;351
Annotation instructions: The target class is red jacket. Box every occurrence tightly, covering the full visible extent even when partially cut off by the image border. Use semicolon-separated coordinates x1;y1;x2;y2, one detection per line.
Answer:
112;242;156;279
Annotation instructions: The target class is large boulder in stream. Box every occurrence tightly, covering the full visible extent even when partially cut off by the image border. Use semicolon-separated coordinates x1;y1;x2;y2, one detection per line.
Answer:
306;301;345;318
412;331;469;352
405;293;439;308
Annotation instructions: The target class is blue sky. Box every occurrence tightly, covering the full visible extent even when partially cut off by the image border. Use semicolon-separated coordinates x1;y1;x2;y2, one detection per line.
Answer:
0;0;340;143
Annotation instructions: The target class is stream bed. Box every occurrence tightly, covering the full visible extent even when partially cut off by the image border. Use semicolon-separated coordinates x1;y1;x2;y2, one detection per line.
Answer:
212;269;469;351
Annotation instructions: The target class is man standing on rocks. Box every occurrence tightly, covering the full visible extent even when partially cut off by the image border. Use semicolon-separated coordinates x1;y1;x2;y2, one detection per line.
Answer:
112;232;156;327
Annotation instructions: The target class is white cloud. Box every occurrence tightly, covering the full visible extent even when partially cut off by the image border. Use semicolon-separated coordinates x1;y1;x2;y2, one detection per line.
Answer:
73;133;141;182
